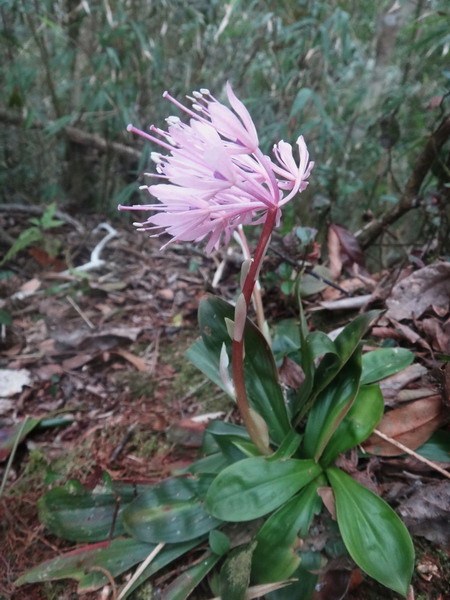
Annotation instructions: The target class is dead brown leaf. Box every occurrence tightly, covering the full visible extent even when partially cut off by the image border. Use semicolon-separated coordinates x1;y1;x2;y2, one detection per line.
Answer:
397;480;450;545
379;363;428;405
363;395;445;455
114;348;149;372
385;262;450;321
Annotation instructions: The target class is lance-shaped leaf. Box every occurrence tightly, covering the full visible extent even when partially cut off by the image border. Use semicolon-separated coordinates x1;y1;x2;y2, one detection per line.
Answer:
320;384;384;466
160;552;220;600
327;467;414;596
206;456;322;522
188;295;290;444
302;350;361;462
296;310;380;422
15;538;155;591
361;347;414;384
122;475;221;543
252;479;323;583
219;541;257;600
115;539;206;598
38;481;129;542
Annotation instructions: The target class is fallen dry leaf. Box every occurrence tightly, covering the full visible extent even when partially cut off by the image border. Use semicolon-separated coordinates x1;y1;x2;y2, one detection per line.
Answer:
328;223;365;278
397;480;450;545
363;395;445;455
114;348;149;372
385;262;450;321
379;363;428;405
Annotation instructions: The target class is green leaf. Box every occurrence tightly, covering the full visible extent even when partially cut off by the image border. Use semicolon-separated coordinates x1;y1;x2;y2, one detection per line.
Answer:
306;330;338;360
0;308;12;325
15;538;154;590
361;348;414;384
209;529;230;556
38;482;128;542
116;539;205;598
296;311;380;424
265;552;321;600
206;457;322;522
190;296;290;444
302;350;361;461
416;430;450;463
327;467;414;596
290;87;314;118
160;553;220;600
252;479;323;583
320;384;384;466
219;541;257;600
204;420;256;462
122;475;221;543
0;226;42;265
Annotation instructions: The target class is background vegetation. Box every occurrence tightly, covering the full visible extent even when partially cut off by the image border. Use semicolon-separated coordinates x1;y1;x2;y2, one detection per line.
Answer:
1;0;449;265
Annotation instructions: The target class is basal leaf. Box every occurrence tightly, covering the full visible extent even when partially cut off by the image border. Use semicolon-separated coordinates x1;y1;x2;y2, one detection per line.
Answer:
327;467;414;596
206;456;322;522
302;351;361;461
16;538;153;590
38;483;128;542
252;479;323;583
361;348;414;384
160;553;220;600
320;384;384;466
122;475;220;543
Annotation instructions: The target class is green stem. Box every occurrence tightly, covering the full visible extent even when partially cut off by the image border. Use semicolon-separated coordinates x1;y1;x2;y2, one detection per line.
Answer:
231;207;278;455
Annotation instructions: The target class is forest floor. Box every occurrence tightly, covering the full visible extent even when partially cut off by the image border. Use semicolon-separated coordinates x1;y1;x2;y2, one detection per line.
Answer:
0;211;449;600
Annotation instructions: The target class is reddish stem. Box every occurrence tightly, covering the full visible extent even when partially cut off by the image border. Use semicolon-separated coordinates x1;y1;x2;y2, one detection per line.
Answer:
231;207;278;454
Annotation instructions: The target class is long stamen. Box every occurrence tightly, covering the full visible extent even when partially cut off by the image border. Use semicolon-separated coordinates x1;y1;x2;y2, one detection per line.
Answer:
127;124;174;152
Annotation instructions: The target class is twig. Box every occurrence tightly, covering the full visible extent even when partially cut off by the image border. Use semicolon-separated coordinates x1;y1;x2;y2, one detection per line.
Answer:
372;428;450;480
269;246;350;296
65;294;95;329
0;107;140;163
86;566;117;600
118;542;165;599
109;425;136;462
0;202;85;234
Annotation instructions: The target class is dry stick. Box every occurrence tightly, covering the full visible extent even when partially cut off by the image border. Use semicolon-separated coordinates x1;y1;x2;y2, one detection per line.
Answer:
65;294;95;329
118;542;165;600
372;428;450;480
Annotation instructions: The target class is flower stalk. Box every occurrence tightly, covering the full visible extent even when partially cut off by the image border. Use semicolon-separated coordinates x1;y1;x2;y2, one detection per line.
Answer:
231;207;278;454
121;84;313;456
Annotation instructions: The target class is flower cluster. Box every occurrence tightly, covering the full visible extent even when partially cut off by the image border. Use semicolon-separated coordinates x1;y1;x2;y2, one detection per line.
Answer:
119;83;313;252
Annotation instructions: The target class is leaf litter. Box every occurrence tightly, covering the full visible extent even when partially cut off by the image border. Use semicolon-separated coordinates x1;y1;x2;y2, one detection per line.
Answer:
0;214;449;598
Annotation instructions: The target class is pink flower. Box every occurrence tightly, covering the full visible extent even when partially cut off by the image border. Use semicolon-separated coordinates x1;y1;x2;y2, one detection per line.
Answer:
119;84;313;252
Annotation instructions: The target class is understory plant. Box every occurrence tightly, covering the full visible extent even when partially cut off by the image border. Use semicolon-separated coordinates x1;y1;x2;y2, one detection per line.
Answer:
17;85;415;598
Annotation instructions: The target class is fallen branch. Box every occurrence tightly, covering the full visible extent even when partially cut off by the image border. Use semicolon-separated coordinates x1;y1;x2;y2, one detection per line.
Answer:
0;107;140;163
356;114;450;249
0;202;85;234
